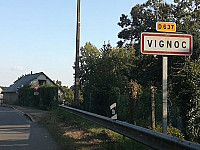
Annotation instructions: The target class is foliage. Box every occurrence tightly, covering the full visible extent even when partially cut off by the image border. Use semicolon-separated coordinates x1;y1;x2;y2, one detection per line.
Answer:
55;80;74;105
80;42;136;116
62;86;74;105
168;127;184;140
79;42;162;127
45;109;152;150
168;1;200;142
18;84;58;110
152;125;184;140
117;0;174;50
169;59;200;142
77;0;200;143
116;0;200;142
127;80;142;124
38;109;77;150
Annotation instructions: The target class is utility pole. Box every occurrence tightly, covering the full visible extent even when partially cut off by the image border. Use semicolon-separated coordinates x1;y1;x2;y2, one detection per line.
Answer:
74;0;80;106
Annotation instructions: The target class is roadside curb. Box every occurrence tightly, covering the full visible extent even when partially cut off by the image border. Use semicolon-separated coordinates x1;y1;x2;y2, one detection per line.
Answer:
23;113;36;122
2;104;36;122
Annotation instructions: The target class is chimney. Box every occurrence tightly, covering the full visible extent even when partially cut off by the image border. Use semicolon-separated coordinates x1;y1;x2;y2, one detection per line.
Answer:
31;71;33;74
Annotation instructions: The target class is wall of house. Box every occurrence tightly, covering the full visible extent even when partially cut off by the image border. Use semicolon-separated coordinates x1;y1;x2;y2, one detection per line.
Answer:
30;74;54;86
3;92;18;104
30;74;63;101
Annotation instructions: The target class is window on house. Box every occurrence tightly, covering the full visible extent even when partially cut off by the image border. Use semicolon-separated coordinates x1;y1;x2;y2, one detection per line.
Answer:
38;80;46;85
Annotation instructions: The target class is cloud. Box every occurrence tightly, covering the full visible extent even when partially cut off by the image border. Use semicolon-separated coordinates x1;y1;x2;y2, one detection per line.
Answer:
11;66;24;71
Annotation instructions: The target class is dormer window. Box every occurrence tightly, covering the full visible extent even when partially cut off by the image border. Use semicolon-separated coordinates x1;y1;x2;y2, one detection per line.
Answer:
39;80;46;85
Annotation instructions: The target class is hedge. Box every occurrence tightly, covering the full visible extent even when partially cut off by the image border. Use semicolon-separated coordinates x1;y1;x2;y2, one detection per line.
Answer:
18;85;58;110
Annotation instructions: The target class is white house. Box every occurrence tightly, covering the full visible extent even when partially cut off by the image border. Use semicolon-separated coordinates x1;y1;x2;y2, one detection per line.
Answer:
2;72;63;104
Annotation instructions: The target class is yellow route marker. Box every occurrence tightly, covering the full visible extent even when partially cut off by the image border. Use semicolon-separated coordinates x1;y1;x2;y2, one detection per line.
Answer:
156;22;176;32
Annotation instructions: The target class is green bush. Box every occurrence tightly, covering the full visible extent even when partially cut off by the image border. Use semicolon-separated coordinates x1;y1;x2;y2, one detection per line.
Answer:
18;85;58;110
152;125;184;140
168;127;184;140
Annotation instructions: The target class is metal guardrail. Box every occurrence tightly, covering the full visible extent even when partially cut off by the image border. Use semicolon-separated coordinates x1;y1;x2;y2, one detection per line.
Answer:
59;105;200;150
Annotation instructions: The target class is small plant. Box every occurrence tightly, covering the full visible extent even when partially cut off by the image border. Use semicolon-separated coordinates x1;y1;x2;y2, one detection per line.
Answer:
167;126;184;140
151;125;184;140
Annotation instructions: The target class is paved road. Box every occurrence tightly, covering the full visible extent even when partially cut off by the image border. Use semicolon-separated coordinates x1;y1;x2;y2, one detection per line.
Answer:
0;106;61;150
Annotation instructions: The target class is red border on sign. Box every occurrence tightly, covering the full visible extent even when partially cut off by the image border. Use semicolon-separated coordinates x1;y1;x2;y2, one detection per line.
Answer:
34;86;40;91
141;32;193;56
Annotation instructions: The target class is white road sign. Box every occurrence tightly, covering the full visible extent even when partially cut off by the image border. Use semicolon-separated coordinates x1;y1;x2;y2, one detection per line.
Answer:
141;32;193;56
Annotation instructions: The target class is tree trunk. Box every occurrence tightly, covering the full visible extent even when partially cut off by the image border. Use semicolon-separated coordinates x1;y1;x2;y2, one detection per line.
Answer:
150;86;156;130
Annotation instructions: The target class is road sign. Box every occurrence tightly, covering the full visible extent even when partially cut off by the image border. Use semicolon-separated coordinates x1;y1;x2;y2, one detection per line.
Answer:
34;86;40;91
141;32;193;56
110;103;117;120
156;22;176;32
34;92;39;95
110;103;116;110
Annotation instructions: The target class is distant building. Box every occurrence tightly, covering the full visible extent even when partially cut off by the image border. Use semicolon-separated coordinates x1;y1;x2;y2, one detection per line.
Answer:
0;86;7;105
0;87;3;100
2;72;63;104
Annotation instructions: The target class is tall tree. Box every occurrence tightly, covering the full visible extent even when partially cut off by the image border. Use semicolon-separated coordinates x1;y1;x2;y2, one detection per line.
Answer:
80;42;136;116
79;42;101;112
169;0;200;142
117;0;200;141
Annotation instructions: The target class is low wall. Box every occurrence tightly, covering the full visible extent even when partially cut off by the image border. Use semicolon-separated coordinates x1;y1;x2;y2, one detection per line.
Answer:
3;92;18;104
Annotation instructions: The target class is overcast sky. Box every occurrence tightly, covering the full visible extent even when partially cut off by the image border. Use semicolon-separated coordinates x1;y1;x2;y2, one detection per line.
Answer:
0;0;174;87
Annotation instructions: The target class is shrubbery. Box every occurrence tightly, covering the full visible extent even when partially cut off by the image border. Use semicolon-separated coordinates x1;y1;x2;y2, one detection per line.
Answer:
18;85;58;110
150;125;184;140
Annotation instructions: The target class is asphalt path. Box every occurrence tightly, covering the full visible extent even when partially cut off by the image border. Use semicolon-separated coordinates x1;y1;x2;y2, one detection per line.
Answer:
0;106;60;150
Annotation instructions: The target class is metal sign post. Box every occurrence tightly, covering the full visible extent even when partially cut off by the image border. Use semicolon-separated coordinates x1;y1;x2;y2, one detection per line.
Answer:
141;24;193;134
162;56;168;134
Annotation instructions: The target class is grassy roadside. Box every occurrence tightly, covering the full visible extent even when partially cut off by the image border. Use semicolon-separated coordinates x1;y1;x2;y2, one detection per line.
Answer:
37;108;152;150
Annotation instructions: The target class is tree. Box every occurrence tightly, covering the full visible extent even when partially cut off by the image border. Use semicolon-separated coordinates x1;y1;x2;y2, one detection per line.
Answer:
80;42;136;116
127;80;142;124
117;0;200;141
117;0;174;50
55;80;62;87
169;0;200;142
55;80;74;105
169;59;200;142
62;86;74;105
79;42;100;112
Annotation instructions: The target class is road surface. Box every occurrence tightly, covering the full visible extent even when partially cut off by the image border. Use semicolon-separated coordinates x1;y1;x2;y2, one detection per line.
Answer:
0;106;60;150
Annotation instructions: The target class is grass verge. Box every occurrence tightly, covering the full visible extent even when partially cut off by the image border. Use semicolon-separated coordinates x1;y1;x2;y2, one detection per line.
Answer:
38;108;153;150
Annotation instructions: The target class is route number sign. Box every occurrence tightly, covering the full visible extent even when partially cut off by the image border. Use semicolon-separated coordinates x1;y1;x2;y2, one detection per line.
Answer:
156;22;176;32
141;32;193;56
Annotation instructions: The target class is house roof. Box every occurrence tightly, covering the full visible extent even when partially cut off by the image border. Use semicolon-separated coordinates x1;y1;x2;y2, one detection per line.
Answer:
2;72;59;93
